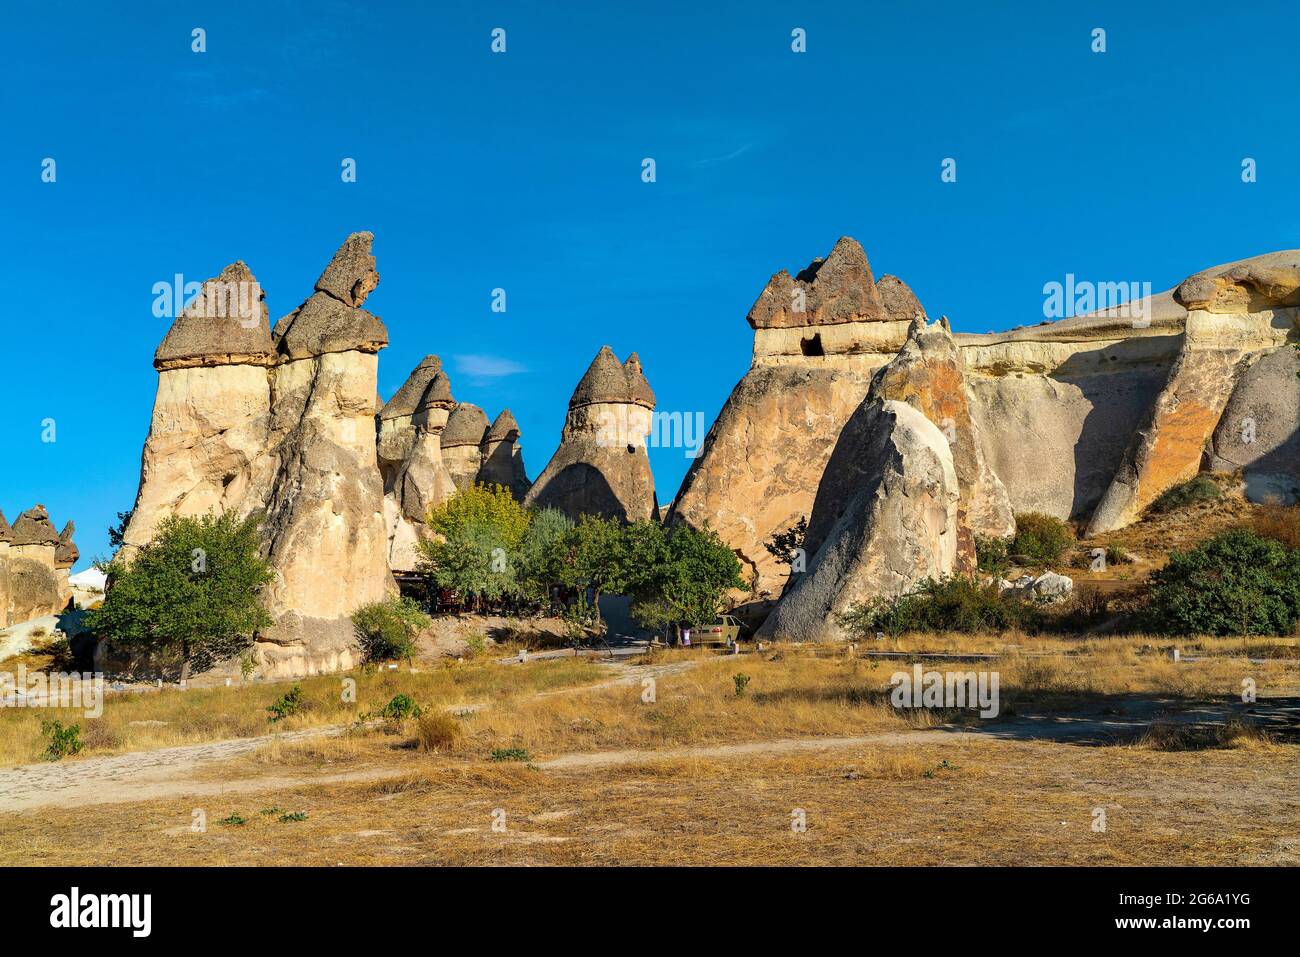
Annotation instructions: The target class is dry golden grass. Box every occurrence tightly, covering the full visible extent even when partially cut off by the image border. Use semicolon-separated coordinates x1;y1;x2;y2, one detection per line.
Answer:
0;655;605;767
5;735;1297;866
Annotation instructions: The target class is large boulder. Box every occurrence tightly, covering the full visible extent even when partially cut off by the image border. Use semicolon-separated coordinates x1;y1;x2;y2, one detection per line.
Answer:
756;400;960;642
869;315;1014;570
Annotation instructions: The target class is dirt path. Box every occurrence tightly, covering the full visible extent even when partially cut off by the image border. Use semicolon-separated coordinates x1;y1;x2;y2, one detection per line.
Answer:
1;655;1289;814
0;659;701;813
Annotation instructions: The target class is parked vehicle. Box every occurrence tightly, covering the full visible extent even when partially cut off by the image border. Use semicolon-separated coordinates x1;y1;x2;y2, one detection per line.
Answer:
691;615;743;645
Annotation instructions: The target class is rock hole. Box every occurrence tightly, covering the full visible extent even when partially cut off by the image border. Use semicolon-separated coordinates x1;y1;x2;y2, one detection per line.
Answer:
800;333;824;357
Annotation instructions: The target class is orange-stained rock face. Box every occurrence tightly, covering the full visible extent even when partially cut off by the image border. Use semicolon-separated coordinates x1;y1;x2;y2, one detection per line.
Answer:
867;317;1014;571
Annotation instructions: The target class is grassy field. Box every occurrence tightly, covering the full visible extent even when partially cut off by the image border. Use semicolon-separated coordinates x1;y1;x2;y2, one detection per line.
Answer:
1;635;1297;866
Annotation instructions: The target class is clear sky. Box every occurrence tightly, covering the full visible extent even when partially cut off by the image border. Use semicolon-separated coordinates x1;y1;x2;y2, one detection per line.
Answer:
3;0;1296;569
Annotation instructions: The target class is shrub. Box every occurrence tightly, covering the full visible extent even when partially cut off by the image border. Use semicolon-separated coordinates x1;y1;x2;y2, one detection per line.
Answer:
1105;544;1132;566
40;720;84;761
1251;505;1300;549
217;814;248;826
1142;529;1300;636
732;673;751;697
351;595;430;663
489;747;532;762
279;811;308;822
267;685;305;722
839;576;1040;637
416;711;462;752
1009;513;1074;566
975;536;1010;577
1149;475;1220;514
378;693;422;721
463;632;487;657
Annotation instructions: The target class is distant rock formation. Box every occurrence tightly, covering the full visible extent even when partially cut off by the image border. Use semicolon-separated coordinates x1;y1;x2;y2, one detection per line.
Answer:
670;237;925;597
1;504;78;626
442;403;491;491
478;410;531;500
384;361;458;571
756;400;959;642
525;346;658;522
1087;258;1300;534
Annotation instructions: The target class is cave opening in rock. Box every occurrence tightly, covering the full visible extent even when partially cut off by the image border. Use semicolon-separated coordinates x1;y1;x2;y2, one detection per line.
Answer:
800;333;824;357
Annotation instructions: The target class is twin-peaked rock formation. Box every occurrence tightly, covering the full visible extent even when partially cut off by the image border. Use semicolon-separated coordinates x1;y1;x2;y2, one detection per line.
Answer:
525;346;658;522
673;237;1300;638
0;506;78;627
125;234;393;675
125;236;540;673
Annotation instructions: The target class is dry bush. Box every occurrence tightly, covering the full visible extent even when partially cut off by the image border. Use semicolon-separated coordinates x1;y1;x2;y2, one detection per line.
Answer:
1136;718;1275;752
416;711;462;752
1250;505;1300;549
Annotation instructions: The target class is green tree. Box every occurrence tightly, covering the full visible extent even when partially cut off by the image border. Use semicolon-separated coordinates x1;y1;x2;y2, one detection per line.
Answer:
351;595;431;662
419;523;517;608
426;484;531;551
657;523;745;628
88;512;274;682
515;507;574;604
1143;529;1300;636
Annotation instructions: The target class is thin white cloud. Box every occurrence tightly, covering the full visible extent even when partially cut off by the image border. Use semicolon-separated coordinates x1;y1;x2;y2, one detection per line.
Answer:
454;354;527;381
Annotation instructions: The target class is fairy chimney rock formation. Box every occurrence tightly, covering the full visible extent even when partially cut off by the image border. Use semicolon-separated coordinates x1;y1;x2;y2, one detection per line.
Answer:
757;400;960;642
257;232;395;674
525;346;658;522
123;263;276;551
441;403;491;491
478;409;531;500
670;238;924;597
378;354;444;487
385;365;460;574
4;505;73;624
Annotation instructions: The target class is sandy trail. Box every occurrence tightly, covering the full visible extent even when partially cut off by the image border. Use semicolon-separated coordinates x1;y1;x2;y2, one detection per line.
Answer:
0;657;1289;814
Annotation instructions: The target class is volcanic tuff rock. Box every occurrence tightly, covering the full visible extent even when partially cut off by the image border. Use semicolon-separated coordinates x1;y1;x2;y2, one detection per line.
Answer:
441;403;491;491
123;263;276;551
378;354;444;487
1;505;78;626
1087;256;1300;535
867;314;1014;570
478;409;531;500
123;233;396;677
674;239;1300;616
670;238;924;596
257;232;395;675
525;346;658;522
1208;345;1300;503
756;400;960;642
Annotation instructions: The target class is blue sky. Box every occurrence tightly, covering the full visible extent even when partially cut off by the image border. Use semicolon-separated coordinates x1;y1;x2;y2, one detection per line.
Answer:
2;0;1296;569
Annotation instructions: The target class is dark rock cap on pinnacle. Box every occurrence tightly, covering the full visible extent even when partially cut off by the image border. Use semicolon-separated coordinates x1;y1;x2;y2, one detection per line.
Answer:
273;233;389;359
381;355;443;421
12;505;60;545
746;236;888;329
441;402;491;448
485;409;521;444
153;261;277;371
